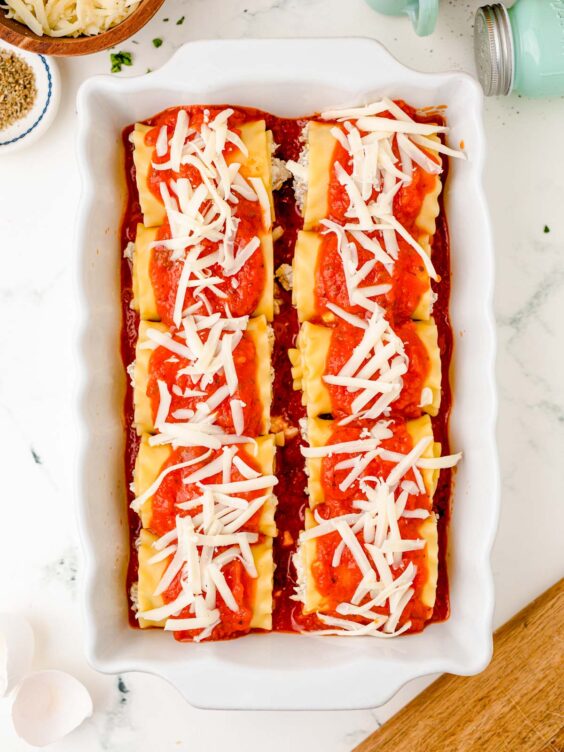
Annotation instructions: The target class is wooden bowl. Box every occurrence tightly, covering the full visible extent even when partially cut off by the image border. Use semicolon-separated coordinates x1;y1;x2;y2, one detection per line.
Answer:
0;0;164;56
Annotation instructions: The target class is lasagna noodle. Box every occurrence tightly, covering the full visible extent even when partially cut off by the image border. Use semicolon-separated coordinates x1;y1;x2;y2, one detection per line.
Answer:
297;507;438;616
131;224;159;321
289;319;441;418
137;528;274;631
133;434;278;537
133;316;272;436
131;124;166;228
132;118;274;227
236;119;274;321
301;122;338;231
301;122;443;238
305;415;441;510
131;219;274;322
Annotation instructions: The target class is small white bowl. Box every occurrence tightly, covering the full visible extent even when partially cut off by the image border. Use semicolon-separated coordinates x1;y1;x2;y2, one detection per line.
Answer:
0;41;60;154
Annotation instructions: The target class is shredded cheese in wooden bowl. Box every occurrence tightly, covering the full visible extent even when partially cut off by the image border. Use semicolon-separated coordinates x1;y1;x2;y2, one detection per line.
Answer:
1;0;142;37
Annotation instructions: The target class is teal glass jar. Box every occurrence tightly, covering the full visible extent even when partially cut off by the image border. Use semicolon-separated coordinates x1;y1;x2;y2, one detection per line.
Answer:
475;1;564;96
364;0;439;36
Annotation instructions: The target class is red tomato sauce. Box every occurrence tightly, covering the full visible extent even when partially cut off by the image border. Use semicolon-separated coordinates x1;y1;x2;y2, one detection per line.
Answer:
261;114;312;631
150;217;266;325
326;111;438;234
149;444;266;537
311;525;432;632
120;103;454;636
317;422;431;509
146;330;263;435
163;558;255;642
315;232;429;322
325;321;431;420
144;105;248;202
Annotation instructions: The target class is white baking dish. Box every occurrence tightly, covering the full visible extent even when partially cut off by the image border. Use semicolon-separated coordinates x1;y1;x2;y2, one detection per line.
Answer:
75;38;498;711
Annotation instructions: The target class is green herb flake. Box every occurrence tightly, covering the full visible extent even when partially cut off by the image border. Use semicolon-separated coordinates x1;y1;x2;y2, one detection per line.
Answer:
543;225;550;233
110;51;133;73
152;38;163;48
146;68;152;74
176;15;185;24
163;17;169;21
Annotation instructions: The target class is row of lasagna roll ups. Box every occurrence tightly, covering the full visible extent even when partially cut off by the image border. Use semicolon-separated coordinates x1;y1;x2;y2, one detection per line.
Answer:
127;109;279;641
287;102;462;636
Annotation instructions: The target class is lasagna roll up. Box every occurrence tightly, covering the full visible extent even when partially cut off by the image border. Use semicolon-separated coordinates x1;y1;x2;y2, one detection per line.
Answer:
131;221;273;324
289;318;441;421
136;529;274;636
133;316;272;437
131;113;274;229
298;120;442;235
295;507;438;634
293;229;433;323
132;434;278;537
304;415;441;512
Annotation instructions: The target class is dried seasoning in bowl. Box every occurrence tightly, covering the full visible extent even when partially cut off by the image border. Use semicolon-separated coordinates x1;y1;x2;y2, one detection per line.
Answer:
0;50;37;131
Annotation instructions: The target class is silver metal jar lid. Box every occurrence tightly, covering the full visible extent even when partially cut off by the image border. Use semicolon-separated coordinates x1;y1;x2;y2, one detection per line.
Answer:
474;4;514;96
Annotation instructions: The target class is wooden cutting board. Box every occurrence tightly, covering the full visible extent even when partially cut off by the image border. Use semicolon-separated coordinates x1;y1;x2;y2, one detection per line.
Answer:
355;579;564;752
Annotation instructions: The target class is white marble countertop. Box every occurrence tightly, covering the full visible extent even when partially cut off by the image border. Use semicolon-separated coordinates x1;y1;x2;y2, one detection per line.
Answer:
1;0;563;749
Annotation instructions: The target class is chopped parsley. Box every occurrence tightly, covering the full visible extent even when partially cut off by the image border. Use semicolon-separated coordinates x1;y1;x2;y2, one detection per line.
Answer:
176;15;185;24
110;51;133;73
163;17;169;21
152;38;163;48
544;225;550;233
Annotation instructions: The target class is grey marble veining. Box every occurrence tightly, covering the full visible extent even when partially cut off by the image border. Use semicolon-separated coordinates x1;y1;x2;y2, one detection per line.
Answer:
42;548;79;593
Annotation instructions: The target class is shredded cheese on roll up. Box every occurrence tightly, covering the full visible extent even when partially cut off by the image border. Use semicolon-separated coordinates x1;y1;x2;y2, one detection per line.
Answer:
131;107;278;640
310;99;466;296
134;441;278;639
